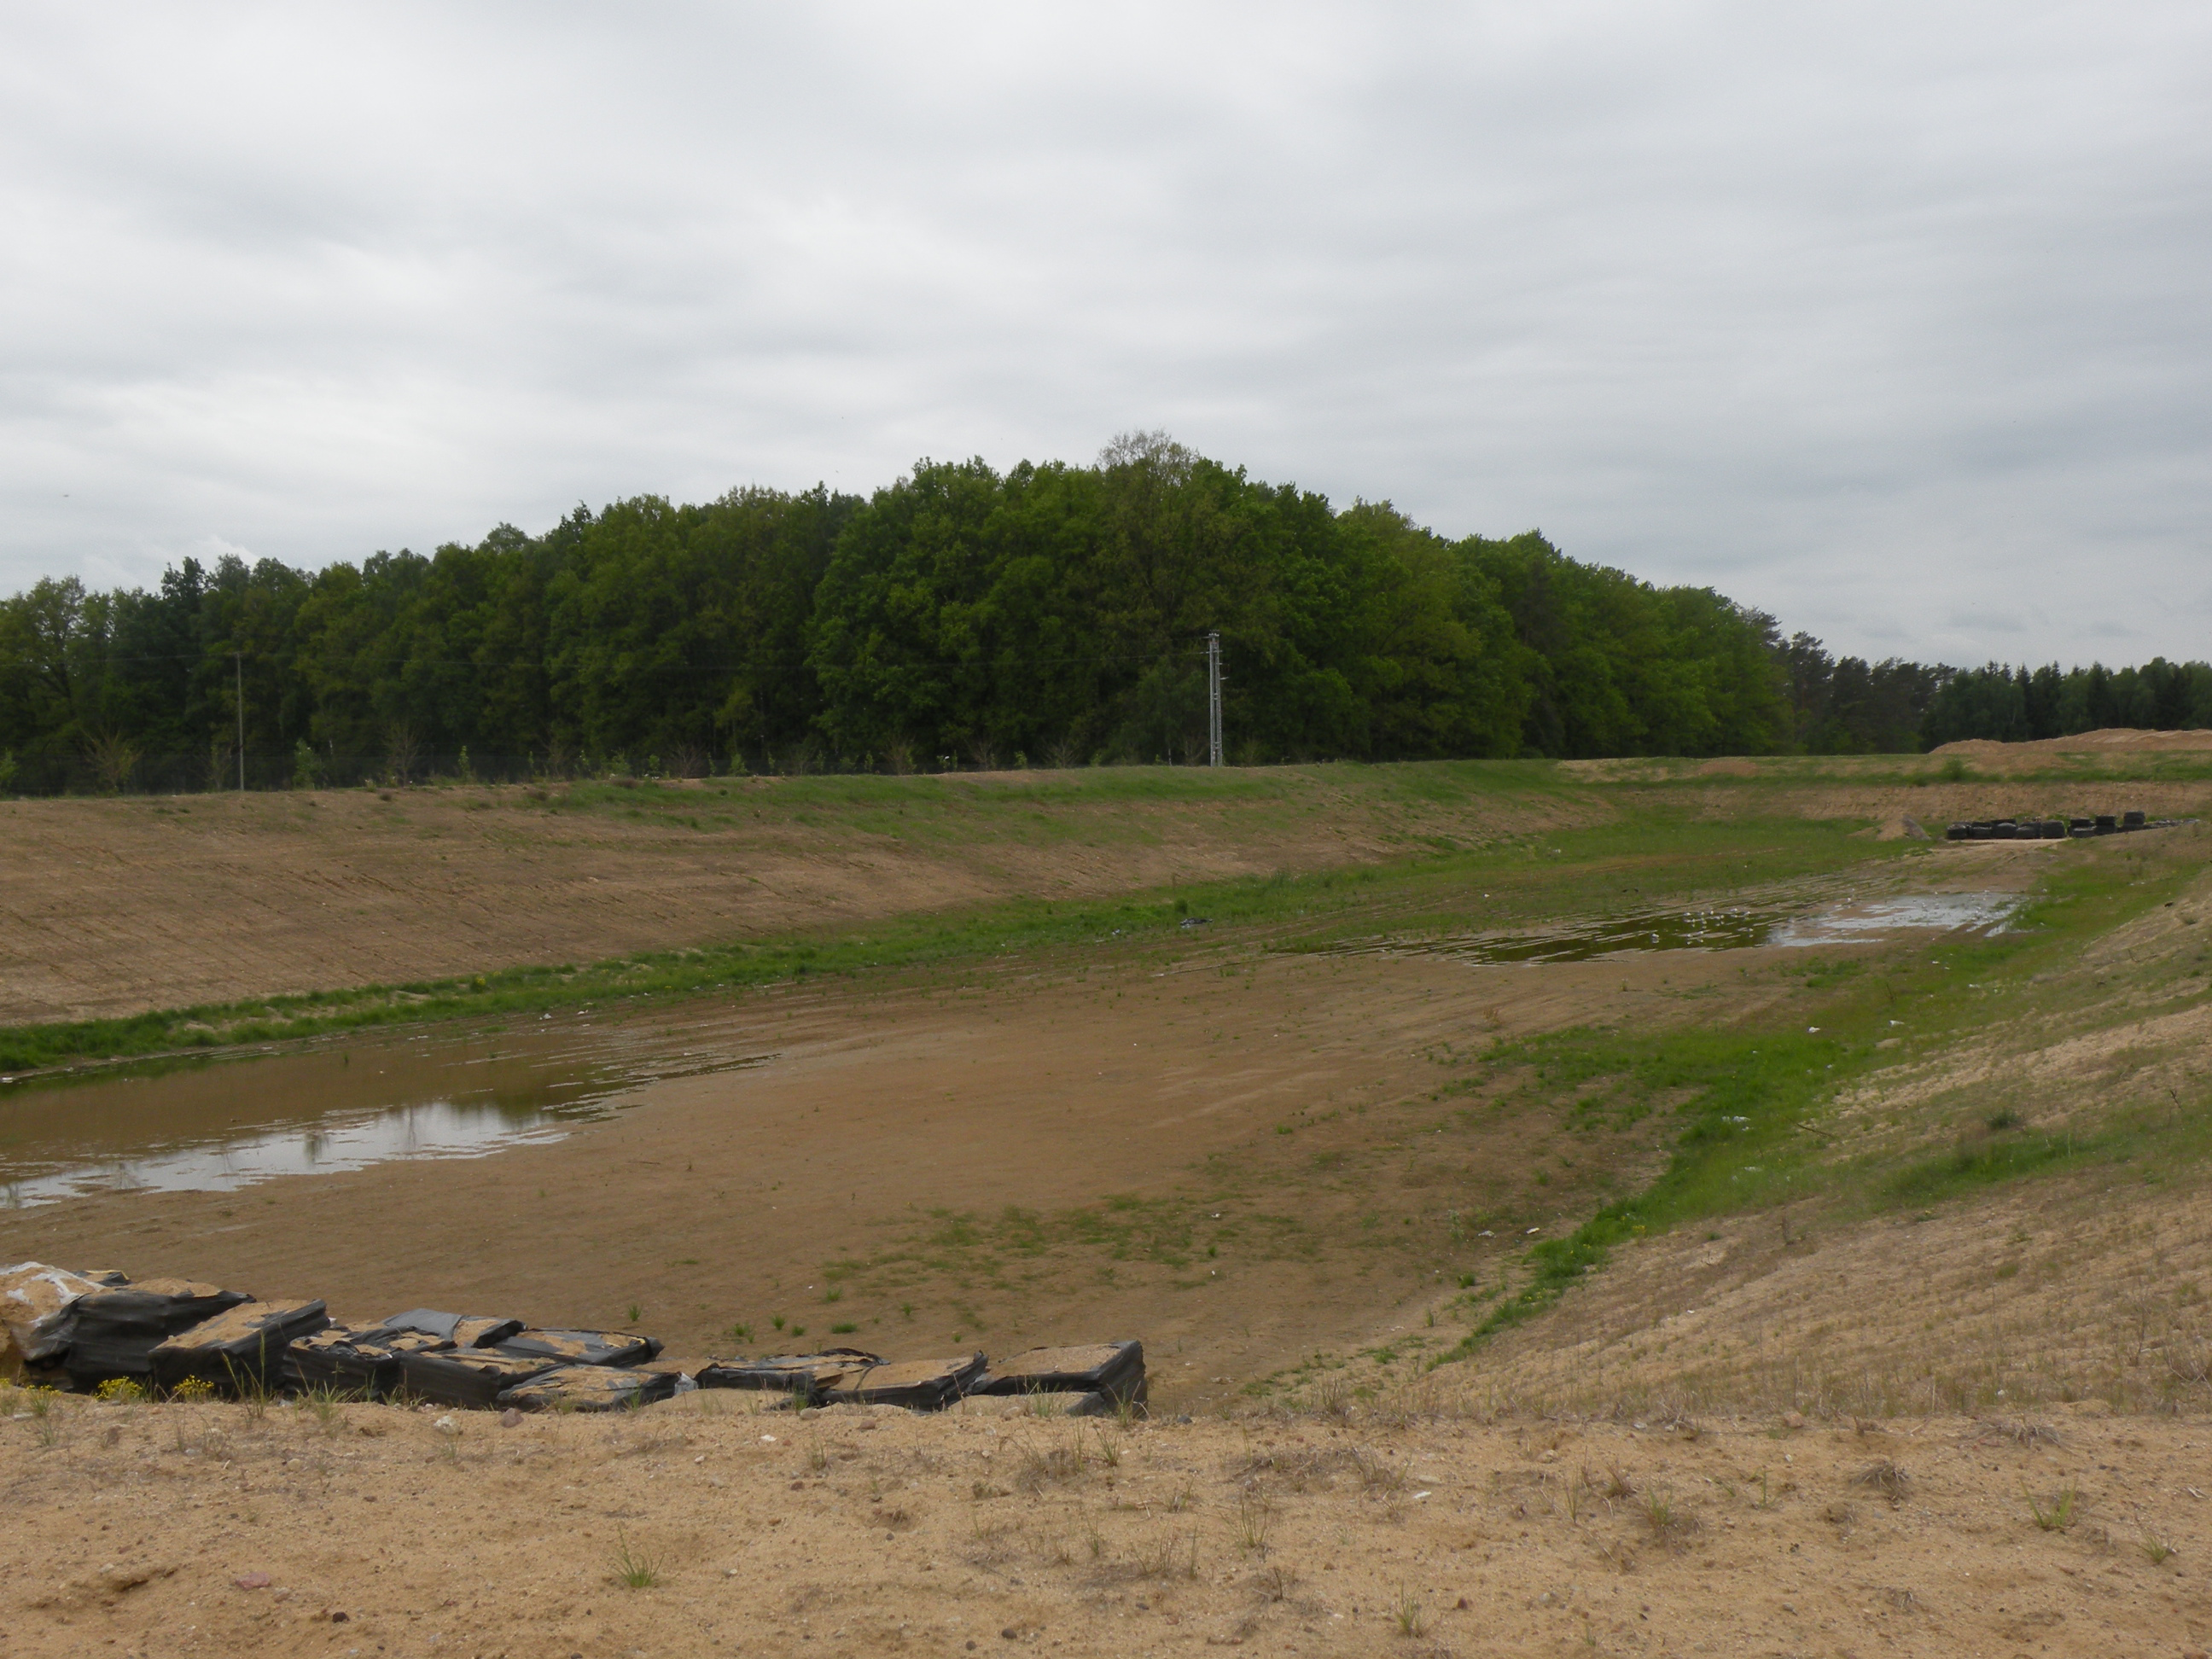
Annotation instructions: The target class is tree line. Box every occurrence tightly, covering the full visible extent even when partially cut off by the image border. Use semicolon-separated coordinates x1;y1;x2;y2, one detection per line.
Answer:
0;435;2203;793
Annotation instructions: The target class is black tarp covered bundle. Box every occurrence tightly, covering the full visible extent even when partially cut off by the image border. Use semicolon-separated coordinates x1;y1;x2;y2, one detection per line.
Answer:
974;1342;1146;1407
694;1349;882;1402
495;1328;661;1368
63;1279;250;1389
393;1345;559;1409
381;1309;525;1348
816;1352;987;1412
282;1324;405;1398
150;1300;329;1394
495;1364;683;1413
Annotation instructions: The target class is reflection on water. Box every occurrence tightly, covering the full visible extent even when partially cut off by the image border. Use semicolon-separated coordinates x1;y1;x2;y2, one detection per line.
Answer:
1769;892;2023;946
1323;892;2023;965
1334;905;1781;964
0;1016;770;1208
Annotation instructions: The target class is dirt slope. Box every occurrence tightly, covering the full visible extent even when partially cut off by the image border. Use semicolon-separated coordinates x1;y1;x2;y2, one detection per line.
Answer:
0;769;1592;1025
3;1388;2203;1658
1931;725;2212;757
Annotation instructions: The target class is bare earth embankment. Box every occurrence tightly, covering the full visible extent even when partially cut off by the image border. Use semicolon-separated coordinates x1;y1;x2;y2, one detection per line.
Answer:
0;765;1592;1024
3;749;2211;1655
3;1390;2205;1658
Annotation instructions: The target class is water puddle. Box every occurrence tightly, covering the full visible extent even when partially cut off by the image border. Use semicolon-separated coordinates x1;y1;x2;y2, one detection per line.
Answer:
1323;892;2023;965
1769;892;2024;947
0;1016;771;1208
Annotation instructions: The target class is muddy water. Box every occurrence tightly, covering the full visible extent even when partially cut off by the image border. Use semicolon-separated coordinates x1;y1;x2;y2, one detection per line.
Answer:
1322;892;2025;966
1;893;2027;1207
0;1012;769;1208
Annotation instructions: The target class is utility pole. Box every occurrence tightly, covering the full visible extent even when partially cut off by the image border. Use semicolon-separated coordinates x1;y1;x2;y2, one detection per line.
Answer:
1206;632;1223;768
235;651;246;791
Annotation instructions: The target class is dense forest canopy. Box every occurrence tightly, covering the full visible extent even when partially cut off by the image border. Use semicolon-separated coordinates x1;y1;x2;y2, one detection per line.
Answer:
1;435;2206;794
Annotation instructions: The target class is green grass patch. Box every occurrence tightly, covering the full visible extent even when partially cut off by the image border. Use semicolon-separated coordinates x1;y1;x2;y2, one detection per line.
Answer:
1434;828;2209;1368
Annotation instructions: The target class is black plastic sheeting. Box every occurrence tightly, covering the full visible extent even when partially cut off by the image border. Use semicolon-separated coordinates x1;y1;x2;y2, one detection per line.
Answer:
495;1364;682;1413
694;1349;882;1403
282;1324;405;1399
63;1280;250;1389
150;1299;329;1394
494;1328;662;1368
393;1345;560;1408
1945;811;2180;841
973;1341;1146;1405
381;1309;525;1348
818;1352;988;1412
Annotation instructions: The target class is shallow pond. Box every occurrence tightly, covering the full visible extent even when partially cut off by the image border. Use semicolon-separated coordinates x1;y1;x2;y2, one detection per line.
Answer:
1321;891;2024;966
0;1011;768;1208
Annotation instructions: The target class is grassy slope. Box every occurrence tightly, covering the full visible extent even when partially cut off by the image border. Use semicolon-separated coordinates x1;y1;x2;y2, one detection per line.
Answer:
1407;824;2209;1377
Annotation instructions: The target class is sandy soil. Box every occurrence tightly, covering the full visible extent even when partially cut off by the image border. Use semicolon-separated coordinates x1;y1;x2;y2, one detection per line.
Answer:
3;1388;2206;1658
1931;727;2212;757
0;771;1591;1025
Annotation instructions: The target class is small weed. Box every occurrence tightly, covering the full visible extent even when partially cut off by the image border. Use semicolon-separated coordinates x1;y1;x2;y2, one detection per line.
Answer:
93;1377;146;1404
1167;1480;1198;1513
1352;1448;1408;1495
824;1288;843;1304
806;1442;830;1473
1391;1583;1428;1637
789;1324;807;1338
610;1532;662;1589
830;1322;858;1335
2027;1486;2081;1532
971;1479;1008;1500
2140;1526;2176;1565
1017;1441;1086;1492
626;1303;643;1324
1252;1563;1301;1603
166;1377;216;1404
1235;1488;1274;1554
771;1315;786;1332
1639;1485;1699;1546
727;1323;754;1346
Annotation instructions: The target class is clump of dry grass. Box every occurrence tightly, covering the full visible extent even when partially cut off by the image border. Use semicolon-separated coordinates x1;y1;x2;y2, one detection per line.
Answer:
1638;1484;1700;1547
1854;1459;1911;1505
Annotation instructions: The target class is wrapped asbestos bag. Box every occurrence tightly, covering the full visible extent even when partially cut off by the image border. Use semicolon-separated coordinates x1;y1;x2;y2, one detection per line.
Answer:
693;1349;881;1403
495;1364;681;1413
282;1324;405;1399
380;1309;525;1348
817;1352;987;1412
495;1329;661;1368
0;1262;110;1377
151;1300;329;1394
66;1280;251;1389
394;1345;558;1409
973;1341;1145;1407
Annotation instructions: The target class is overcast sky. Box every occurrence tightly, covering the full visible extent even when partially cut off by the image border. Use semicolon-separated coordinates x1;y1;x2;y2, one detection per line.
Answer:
3;2;2207;666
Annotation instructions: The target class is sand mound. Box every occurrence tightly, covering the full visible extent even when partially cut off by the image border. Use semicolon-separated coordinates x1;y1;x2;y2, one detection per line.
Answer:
1931;726;2212;757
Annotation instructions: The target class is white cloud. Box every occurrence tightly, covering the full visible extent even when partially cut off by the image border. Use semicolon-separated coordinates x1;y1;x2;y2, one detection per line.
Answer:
1;0;2207;666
